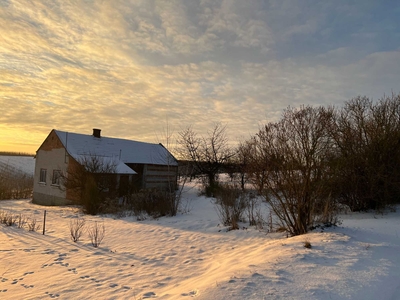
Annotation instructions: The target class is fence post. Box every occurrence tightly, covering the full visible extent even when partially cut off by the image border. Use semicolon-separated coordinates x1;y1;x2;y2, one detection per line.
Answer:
43;210;46;235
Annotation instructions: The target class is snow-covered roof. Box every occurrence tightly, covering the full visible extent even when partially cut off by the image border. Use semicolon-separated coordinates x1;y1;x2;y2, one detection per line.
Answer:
54;130;178;174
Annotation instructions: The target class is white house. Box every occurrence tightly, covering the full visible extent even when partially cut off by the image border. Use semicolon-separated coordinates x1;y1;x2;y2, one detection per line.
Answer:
33;129;178;206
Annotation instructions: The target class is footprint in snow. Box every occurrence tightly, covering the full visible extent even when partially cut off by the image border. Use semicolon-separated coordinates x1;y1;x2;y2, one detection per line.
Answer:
45;291;60;298
181;290;199;297
156;282;166;287
252;272;264;278
54;257;64;262
162;276;172;282
23;271;34;276
142;291;156;298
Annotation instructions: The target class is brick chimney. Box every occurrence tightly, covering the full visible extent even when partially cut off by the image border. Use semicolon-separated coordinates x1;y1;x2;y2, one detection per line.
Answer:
93;128;101;138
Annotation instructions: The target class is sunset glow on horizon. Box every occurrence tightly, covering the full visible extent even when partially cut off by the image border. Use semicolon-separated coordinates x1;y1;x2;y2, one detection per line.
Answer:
1;0;399;153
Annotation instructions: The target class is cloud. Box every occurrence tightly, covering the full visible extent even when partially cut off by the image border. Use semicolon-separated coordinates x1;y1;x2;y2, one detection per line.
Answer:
0;0;399;152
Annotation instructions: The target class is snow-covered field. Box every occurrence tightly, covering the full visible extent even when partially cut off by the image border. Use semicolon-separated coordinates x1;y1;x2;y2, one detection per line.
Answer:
0;156;35;176
1;183;400;299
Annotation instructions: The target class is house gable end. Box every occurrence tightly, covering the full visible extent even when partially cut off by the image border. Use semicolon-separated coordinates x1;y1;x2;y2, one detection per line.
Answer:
37;129;65;152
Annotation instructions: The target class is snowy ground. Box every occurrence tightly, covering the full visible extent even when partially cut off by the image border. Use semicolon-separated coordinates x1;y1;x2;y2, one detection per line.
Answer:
0;156;35;176
1;183;400;300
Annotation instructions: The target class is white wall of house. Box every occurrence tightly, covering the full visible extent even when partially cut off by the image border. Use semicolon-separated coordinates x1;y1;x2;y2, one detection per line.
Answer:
33;148;69;205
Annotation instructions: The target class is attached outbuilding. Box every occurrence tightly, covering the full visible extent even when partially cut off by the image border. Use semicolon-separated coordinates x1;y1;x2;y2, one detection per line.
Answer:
33;129;178;206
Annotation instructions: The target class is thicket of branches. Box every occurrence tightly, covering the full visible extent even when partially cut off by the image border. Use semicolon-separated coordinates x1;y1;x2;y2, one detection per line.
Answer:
178;93;400;236
61;155;118;215
0;162;33;200
329;95;400;211
242;94;400;235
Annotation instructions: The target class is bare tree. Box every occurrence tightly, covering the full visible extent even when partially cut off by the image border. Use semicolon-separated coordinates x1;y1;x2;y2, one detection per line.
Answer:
241;138;270;195
61;154;118;215
330;94;400;211
228;141;251;191
250;106;336;236
158;122;183;216
178;123;234;196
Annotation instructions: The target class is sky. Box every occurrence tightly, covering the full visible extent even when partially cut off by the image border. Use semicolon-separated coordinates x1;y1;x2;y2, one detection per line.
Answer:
1;0;399;153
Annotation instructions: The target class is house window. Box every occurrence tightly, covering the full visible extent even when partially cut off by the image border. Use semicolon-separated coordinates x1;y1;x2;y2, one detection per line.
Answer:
52;170;61;186
39;168;47;183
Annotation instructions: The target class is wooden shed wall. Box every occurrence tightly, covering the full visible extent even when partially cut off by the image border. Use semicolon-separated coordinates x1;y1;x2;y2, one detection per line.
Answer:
127;163;178;190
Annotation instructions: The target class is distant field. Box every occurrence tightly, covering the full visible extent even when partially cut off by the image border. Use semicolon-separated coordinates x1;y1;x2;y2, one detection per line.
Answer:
0;155;35;199
0;155;35;176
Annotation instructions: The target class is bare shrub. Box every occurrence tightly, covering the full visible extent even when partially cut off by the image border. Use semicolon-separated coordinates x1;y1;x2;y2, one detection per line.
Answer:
27;216;41;232
170;177;188;216
81;176;102;215
169;190;181;217
246;193;260;226
4;212;17;226
248;106;337;236
180;197;193;214
0;210;8;224
121;165;182;218
303;239;312;249
17;213;27;229
267;210;273;232
129;189;177;218
0;210;18;226
314;195;340;226
88;221;105;248
69;217;86;242
214;185;249;230
276;226;287;233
